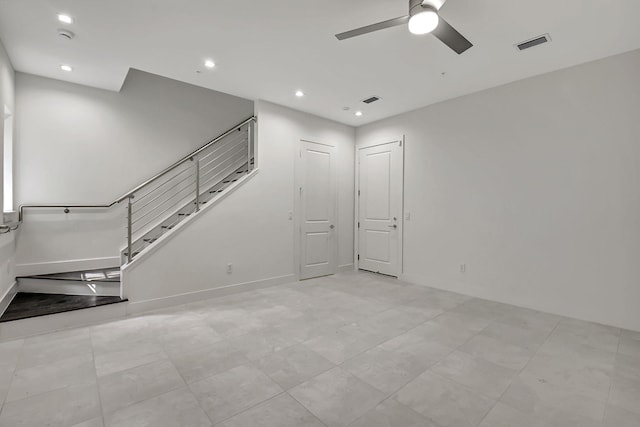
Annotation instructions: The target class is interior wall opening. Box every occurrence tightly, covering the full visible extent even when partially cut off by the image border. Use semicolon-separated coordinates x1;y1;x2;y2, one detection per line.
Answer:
3;105;13;212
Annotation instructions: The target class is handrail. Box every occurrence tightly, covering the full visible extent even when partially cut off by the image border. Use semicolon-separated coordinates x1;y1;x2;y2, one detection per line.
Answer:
18;116;256;221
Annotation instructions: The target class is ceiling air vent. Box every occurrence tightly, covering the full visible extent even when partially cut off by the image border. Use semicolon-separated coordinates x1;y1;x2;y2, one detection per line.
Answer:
516;34;551;51
362;96;381;104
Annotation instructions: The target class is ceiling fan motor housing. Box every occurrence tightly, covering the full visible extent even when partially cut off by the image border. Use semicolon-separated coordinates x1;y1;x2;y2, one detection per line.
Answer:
410;0;437;17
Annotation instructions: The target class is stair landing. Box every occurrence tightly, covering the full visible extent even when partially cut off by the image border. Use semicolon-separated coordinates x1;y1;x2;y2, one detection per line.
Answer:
0;292;126;322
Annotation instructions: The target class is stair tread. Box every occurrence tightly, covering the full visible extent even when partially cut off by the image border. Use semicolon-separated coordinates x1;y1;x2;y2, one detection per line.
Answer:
19;268;121;282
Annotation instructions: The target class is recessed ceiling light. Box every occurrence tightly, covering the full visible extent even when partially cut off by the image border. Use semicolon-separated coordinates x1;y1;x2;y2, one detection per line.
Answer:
295;90;304;97
355;111;363;117
57;14;73;24
60;65;73;72
204;59;215;69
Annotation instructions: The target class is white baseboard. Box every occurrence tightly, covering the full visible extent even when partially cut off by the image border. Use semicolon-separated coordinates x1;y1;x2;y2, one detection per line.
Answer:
338;264;355;273
126;273;296;315
0;281;17;318
16;257;120;277
400;273;640;333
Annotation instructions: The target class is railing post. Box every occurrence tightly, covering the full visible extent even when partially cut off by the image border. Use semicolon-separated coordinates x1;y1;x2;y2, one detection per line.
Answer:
195;158;201;212
127;196;133;263
247;122;252;173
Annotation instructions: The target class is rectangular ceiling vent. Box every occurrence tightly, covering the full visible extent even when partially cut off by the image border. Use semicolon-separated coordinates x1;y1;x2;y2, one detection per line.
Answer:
362;96;381;104
516;34;551;51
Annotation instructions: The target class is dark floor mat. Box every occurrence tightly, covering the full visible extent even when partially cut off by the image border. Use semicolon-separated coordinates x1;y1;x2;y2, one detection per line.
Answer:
0;292;126;322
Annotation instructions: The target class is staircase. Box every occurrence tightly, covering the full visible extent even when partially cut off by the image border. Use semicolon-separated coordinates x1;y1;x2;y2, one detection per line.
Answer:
123;160;252;259
6;117;257;323
16;268;121;296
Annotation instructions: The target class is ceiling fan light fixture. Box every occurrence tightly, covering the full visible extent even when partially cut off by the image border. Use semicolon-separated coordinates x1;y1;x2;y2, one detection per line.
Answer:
408;7;439;35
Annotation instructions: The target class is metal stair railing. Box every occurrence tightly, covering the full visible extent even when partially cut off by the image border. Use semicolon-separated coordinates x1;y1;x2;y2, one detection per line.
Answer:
19;116;257;264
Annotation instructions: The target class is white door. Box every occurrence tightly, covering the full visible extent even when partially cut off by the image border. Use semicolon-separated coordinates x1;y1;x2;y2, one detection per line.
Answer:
358;140;403;276
298;140;337;280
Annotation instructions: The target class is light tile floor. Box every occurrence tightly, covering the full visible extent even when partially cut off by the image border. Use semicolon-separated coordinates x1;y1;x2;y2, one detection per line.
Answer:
0;271;639;426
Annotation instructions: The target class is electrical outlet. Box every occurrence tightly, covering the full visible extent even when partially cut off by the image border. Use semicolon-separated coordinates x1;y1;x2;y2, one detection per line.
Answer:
288;211;293;220
460;264;466;273
226;263;233;274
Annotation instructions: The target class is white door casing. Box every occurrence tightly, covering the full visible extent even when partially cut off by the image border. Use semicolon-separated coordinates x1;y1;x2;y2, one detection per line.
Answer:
357;138;403;277
297;140;338;280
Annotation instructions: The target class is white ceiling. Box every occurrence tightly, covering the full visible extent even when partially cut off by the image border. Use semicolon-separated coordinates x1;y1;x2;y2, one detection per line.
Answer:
1;0;640;126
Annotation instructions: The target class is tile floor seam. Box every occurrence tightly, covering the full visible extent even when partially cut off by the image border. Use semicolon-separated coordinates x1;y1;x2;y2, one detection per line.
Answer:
257;347;337;391
343;392;434;427
187;363;285;426
360;324;464;398
101;380;187;419
170;351;196;387
95;353;174;379
4;366;96;407
209;389;288;426
282;390;329;427
188;385;218;427
600;331;624;425
90;336;107;427
425;369;501;404
325;309;448;366
357;363;431;400
475;314;568;426
396;368;495;427
99;361;186;419
192;384;215;427
0;340;23;414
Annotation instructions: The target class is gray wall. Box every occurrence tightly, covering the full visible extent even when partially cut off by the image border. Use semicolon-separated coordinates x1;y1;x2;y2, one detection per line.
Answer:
15;69;254;272
357;49;640;331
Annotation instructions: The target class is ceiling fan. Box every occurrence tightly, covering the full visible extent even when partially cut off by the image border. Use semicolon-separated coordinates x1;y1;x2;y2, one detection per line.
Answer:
335;0;473;54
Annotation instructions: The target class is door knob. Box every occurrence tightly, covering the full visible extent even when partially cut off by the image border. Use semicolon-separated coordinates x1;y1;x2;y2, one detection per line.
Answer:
330;224;335;229
388;224;397;229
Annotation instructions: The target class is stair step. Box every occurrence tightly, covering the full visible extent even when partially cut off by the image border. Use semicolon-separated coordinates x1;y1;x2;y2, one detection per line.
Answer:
20;268;120;282
16;268;121;297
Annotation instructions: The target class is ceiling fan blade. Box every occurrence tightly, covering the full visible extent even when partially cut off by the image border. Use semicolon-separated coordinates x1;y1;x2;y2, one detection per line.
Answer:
431;16;473;54
335;16;409;40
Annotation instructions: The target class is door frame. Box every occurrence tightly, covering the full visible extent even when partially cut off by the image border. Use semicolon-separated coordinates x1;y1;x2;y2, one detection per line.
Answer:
294;137;339;280
354;135;405;276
